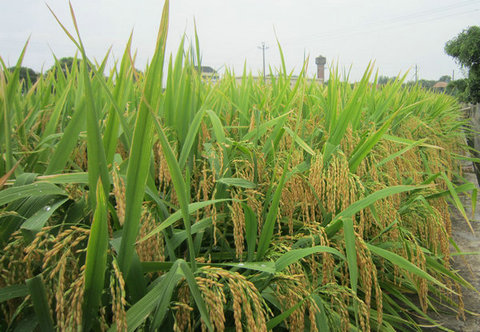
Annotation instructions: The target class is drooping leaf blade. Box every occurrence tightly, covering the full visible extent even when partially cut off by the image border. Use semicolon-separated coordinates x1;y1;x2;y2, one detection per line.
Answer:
82;180;109;330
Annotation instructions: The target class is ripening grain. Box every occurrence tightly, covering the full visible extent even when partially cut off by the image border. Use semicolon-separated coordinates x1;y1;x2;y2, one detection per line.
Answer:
0;1;477;331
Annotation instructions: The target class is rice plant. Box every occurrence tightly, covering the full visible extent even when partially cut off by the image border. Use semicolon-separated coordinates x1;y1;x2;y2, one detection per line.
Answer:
0;1;478;331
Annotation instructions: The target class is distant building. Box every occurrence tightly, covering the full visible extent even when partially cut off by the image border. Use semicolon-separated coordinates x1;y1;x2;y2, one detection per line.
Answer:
315;55;326;83
196;66;219;81
433;81;448;89
232;55;327;86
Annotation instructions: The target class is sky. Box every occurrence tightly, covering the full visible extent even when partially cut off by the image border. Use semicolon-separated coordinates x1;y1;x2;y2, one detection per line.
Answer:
1;0;479;82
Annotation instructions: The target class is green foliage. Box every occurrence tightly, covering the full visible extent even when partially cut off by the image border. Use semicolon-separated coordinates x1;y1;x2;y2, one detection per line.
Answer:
377;75;395;85
439;75;452;83
83;180;109;330
48;56;85;76
52;57;76;72
447;78;468;101
7;66;38;89
445;26;480;69
445;26;480;103
26;275;54;331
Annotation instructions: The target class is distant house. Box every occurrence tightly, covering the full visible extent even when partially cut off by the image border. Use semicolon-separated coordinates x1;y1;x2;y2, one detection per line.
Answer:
196;66;219;81
433;81;448;89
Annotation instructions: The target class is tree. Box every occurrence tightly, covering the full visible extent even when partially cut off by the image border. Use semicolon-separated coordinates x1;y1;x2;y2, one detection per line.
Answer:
47;57;94;77
445;26;480;103
418;79;436;89
446;79;468;101
48;57;78;76
57;57;75;72
377;75;395;85
7;66;38;91
439;75;451;83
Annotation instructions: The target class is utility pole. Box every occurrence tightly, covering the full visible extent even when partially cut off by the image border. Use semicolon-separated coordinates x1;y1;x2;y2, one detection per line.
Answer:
452;69;455;81
415;64;418;83
258;42;269;83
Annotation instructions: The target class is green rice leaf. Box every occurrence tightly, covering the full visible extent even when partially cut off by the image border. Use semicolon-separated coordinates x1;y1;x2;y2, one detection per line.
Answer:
383;134;443;150
325;185;428;237
206;109;226;144
44;96;85;174
1;39;29;170
323;63;373;165
441;173;474;233
26;275;54;332
343;217;358;294
451;153;480;163
139;196;230;245
36;173;89;184
142;261;276;274
41;80;73;140
20;197;68;241
118;0;169;277
82;180;109;330
376;139;425;167
178;108;206;170
425;256;477;291
256;164;289;260
349;107;402;172
311;294;331;332
367;243;453;292
170;216;214;249
267;292;310;330
0;182;66;206
217;177;256;189
0;284;28;303
103;33;135;164
150;265;184;329
283;126;315;156
59;2;111;207
150;110;197;269
178;260;213;331
275;245;345;272
242;111;291;141
219;261;275;273
243;203;257;261
425;182;475;200
113;259;182;332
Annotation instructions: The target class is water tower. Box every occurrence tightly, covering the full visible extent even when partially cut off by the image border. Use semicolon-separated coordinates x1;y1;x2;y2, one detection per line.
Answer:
315;55;326;83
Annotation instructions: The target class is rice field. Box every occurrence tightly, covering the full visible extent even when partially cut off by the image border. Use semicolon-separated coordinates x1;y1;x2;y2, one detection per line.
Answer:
0;1;478;331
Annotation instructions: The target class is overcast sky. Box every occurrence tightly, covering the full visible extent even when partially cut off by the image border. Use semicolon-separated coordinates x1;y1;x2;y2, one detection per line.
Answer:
1;0;479;81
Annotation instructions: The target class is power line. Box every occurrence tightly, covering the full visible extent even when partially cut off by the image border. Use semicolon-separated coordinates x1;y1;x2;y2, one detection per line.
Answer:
282;1;480;47
258;42;269;83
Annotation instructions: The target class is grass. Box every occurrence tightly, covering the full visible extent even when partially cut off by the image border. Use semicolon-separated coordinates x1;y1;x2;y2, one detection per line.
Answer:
0;1;478;331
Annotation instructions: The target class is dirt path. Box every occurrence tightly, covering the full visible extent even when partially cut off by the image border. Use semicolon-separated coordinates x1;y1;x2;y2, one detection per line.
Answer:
429;169;480;331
